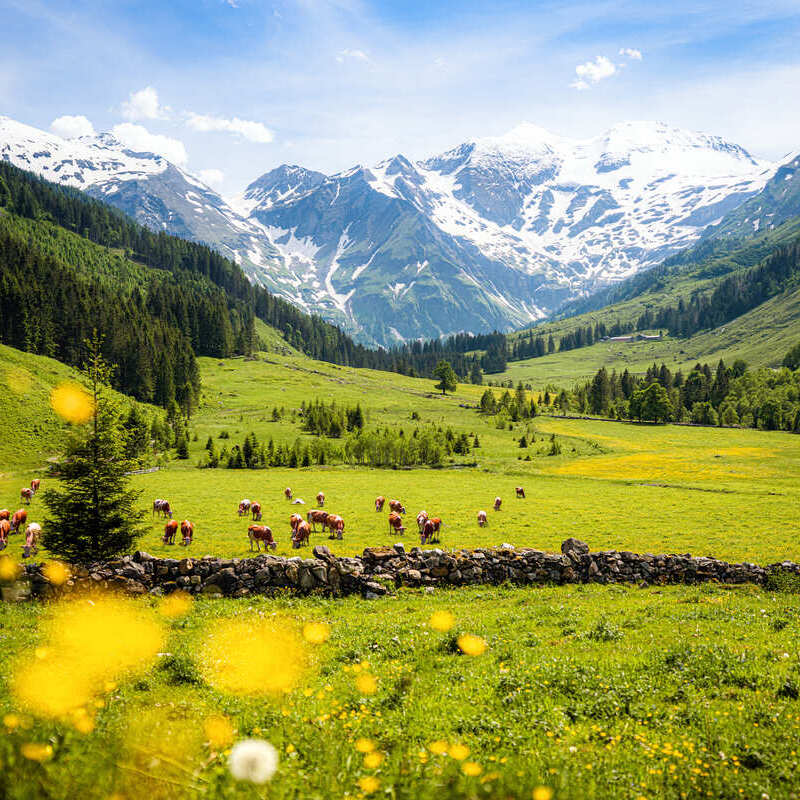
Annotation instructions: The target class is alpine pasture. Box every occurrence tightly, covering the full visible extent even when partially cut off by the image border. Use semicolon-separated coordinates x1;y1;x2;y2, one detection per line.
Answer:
2;343;800;800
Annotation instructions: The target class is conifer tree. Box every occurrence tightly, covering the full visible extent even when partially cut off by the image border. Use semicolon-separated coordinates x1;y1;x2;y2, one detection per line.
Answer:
42;338;144;563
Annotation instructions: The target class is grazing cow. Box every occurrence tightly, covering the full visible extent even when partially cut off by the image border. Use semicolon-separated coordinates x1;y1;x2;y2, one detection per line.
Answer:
327;515;344;540
290;513;303;534
30;479;41;493
153;499;172;518
251;502;262;522
249;525;277;552
307;510;329;532
0;519;10;550
389;499;405;515
477;510;488;527
375;496;385;512
22;523;41;558
292;520;310;549
493;497;502;512
316;491;325;507
421;517;442;545
388;512;405;534
11;509;27;534
0;509;9;522
284;487;293;501
180;520;194;546
515;486;526;499
416;511;429;533
163;519;179;545
238;499;251;517
20;488;33;505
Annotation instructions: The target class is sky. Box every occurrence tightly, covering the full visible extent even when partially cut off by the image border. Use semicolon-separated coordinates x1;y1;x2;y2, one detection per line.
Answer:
2;0;800;197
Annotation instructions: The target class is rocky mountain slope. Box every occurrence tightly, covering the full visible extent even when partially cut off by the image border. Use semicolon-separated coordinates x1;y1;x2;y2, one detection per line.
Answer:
0;115;780;345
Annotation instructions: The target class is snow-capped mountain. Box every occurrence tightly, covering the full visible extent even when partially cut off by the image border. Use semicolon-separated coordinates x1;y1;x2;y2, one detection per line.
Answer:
0;115;782;346
0;116;282;284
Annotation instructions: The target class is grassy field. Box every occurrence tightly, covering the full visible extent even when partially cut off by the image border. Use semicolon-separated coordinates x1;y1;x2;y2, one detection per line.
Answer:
1;338;800;799
1;346;799;565
3;582;800;799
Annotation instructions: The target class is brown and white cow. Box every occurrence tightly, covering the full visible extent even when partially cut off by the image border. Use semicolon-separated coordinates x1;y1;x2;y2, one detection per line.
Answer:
389;499;405;515
238;499;251;517
421;517;442;545
250;501;262;521
388;512;405;534
249;525;277;551
23;523;41;558
307;510;329;532
30;479;41;493
515;486;526;499
163;519;179;545
493;497;502;512
0;509;9;522
416;510;429;533
292;520;310;549
284;487;293;501
20;488;33;505
327;515;344;540
153;499;172;518
10;509;27;534
180;520;194;546
477;510;488;527
0;519;10;550
316;491;325;507
375;495;385;512
290;513;303;534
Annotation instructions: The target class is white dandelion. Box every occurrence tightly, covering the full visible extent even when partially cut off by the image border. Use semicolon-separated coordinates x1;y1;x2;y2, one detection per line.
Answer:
228;739;279;784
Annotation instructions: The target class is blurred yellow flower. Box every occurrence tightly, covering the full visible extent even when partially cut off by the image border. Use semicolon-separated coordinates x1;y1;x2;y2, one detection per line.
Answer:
457;634;487;656
358;776;380;794
21;742;53;762
204;715;235;749
449;743;470;760
355;737;376;753
3;713;21;730
199;618;307;696
364;751;384;769
51;382;94;424
42;561;70;586
533;787;554;800
158;591;193;619
429;740;449;755
355;673;378;695
12;597;164;718
302;621;331;644
72;714;95;735
462;761;482;776
429;610;455;632
0;556;20;582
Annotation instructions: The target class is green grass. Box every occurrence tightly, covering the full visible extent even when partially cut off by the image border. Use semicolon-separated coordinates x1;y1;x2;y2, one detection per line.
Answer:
3;582;800;799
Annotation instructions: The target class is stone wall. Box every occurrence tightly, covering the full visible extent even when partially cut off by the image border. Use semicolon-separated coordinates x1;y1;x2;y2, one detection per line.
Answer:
6;538;800;601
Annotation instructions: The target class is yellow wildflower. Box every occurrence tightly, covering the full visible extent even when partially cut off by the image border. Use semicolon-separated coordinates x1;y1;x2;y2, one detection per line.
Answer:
462;761;482;776
457;634;487;656
429;610;455;632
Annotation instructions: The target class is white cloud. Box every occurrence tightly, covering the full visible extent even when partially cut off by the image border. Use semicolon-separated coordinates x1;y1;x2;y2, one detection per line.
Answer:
336;48;370;63
50;114;95;139
185;113;274;144
111;122;188;165
619;47;643;60
198;168;225;187
570;55;617;90
223;0;239;6
121;86;166;120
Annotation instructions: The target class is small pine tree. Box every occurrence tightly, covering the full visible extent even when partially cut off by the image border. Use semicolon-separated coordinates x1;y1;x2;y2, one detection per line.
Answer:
42;338;145;563
433;360;458;395
176;436;189;459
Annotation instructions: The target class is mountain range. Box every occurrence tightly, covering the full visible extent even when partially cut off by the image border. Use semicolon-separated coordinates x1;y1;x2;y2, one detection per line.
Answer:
0;115;789;346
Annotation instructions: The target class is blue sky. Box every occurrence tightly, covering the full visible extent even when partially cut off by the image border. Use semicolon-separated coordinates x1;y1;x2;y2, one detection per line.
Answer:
2;0;799;195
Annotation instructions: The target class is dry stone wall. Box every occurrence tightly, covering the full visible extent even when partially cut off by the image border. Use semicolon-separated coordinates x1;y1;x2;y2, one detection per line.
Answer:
6;539;800;601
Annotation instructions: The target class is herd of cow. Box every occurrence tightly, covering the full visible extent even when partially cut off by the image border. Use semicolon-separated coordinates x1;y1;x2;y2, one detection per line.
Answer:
151;485;528;553
0;479;43;558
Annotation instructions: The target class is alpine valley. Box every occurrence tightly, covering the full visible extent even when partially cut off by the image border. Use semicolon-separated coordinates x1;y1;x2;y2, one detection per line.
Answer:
0;115;788;346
